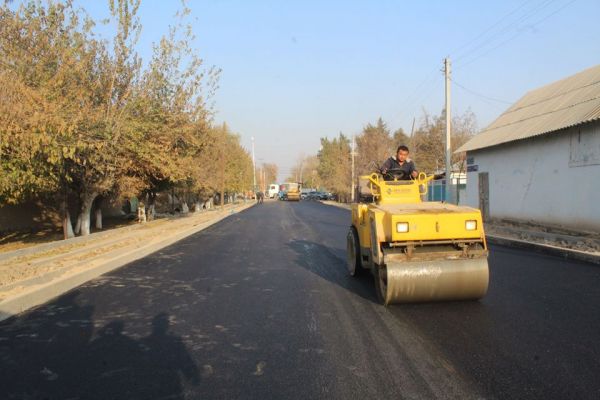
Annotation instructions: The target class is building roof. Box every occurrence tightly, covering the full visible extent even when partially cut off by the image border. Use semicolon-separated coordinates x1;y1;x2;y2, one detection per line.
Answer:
457;64;600;153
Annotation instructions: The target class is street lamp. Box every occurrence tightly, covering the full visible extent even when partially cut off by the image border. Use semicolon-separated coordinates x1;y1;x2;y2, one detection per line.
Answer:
251;137;256;193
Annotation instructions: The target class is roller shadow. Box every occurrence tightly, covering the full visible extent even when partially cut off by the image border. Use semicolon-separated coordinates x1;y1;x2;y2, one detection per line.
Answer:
286;239;378;304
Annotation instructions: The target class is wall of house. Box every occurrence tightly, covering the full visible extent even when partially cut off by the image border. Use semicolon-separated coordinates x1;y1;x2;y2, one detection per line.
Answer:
465;121;600;231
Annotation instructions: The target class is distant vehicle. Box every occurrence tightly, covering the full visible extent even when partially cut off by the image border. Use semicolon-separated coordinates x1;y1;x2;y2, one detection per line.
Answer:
300;188;314;200
268;184;279;199
305;191;318;200
279;182;301;201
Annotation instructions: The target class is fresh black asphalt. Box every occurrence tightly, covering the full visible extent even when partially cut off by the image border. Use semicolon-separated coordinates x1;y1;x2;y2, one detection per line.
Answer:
1;200;599;399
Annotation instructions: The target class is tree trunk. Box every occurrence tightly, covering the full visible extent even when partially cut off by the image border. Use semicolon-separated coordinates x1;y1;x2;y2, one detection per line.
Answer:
62;199;75;240
79;192;98;236
181;201;189;213
146;192;156;221
171;188;175;213
74;214;82;235
195;201;202;213
95;208;102;230
147;203;155;221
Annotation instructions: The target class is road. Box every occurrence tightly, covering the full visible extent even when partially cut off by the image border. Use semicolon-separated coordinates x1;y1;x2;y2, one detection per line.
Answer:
1;201;599;399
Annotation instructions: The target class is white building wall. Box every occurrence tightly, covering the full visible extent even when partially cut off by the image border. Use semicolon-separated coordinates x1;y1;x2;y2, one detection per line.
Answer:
465;121;600;231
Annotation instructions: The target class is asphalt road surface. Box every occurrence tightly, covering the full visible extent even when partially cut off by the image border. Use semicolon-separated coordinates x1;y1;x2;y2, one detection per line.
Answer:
1;201;599;399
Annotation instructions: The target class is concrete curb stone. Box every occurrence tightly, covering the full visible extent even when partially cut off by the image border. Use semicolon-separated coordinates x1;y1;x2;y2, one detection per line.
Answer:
486;235;600;265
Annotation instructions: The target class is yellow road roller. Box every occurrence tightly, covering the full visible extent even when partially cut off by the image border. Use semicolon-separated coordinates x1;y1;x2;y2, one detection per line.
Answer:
347;171;489;305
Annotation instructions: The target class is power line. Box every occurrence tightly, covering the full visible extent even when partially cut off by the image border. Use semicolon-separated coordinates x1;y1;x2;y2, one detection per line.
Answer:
451;78;513;105
454;0;576;70
449;0;536;60
396;66;440;121
453;0;557;65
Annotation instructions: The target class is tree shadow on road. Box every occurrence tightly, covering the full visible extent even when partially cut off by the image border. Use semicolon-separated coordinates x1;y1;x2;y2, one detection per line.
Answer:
286;239;378;304
0;291;199;400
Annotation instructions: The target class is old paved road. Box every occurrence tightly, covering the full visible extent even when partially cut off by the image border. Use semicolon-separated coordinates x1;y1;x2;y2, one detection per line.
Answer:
1;201;599;399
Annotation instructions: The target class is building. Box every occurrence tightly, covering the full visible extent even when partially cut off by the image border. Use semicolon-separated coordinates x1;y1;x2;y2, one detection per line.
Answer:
457;65;600;231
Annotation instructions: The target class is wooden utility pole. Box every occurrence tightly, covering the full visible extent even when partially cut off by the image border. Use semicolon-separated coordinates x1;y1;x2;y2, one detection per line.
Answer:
444;58;452;203
251;136;256;194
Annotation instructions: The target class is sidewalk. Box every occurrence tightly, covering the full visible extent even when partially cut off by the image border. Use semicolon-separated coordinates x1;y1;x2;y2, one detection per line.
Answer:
485;218;600;264
0;202;254;321
321;200;600;264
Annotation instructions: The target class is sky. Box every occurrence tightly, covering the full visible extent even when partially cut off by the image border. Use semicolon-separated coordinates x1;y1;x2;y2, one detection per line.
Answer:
79;0;600;180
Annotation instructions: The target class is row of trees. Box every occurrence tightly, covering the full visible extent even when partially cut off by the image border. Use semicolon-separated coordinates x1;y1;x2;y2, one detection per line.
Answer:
0;1;254;238
289;111;477;200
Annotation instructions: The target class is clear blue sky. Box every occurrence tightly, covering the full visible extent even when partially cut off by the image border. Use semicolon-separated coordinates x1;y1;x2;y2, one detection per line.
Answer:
81;0;599;179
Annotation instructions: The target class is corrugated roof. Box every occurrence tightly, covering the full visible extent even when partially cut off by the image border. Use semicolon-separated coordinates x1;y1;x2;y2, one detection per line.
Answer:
457;64;600;153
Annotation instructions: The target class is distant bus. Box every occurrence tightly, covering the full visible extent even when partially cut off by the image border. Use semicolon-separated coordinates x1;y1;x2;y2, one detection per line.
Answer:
268;184;279;199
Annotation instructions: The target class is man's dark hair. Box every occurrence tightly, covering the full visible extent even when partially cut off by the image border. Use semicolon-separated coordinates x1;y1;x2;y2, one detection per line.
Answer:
396;145;409;153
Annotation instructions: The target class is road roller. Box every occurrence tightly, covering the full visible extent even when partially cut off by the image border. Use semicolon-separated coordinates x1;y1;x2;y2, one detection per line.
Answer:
347;169;489;305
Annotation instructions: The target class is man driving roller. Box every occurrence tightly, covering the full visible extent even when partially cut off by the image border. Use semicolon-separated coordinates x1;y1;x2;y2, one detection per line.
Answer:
381;145;418;180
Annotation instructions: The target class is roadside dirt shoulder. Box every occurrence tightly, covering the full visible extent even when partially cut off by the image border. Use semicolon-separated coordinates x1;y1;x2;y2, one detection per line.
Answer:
0;203;253;301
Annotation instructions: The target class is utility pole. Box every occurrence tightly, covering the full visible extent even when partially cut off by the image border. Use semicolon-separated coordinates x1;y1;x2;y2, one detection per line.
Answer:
251;136;256;194
351;134;356;202
444;57;452;203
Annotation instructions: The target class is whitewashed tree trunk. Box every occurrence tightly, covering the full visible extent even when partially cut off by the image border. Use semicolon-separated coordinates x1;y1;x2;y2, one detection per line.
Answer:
74;214;82;235
63;209;75;239
79;192;98;236
138;205;147;223
147;203;155;221
95;208;102;230
181;201;189;213
195;201;202;213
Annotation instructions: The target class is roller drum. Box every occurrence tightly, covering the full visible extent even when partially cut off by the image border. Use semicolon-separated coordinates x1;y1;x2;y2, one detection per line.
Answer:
377;257;489;305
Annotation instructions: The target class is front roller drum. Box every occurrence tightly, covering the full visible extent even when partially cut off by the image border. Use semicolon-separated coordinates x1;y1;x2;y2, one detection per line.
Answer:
375;257;489;305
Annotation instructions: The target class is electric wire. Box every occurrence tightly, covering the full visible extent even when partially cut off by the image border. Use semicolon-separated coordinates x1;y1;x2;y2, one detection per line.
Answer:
453;0;558;65
454;0;576;70
451;78;512;105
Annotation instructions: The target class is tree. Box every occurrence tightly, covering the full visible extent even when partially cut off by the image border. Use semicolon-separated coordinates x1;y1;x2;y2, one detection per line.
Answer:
299;156;320;189
393;128;410;149
355;117;394;175
411;109;478;173
0;0;138;237
131;13;219;217
262;163;278;186
317;133;351;201
0;0;222;237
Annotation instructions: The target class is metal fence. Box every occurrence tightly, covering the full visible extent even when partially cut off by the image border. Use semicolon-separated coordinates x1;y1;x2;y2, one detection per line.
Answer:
427;180;467;205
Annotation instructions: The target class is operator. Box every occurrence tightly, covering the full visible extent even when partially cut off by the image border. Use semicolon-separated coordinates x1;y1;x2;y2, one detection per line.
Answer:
381;145;418;180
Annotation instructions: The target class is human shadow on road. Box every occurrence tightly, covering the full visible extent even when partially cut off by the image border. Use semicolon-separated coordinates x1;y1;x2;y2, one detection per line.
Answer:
287;239;378;303
0;291;199;400
86;312;199;399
